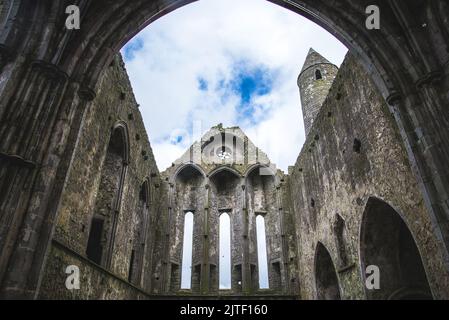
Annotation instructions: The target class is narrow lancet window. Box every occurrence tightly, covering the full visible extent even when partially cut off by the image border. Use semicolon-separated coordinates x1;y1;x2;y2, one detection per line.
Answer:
256;215;269;289
219;213;231;289
181;211;194;289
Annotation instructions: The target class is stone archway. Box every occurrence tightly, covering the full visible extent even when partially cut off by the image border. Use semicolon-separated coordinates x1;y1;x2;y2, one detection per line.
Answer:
314;242;341;300
360;197;433;300
0;0;448;299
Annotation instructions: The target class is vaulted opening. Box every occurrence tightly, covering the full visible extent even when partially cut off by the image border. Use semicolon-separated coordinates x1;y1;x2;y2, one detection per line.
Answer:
360;198;432;300
86;125;128;267
315;242;341;300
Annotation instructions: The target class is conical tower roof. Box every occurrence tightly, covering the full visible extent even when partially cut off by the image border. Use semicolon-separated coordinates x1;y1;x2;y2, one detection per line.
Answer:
299;48;333;76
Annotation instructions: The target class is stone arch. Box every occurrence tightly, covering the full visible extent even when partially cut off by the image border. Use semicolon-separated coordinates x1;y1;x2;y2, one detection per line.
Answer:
209;168;241;292
169;164;205;293
359;197;433;300
172;163;206;184
245;165;281;292
244;164;277;182
314;242;341;300
209;166;241;181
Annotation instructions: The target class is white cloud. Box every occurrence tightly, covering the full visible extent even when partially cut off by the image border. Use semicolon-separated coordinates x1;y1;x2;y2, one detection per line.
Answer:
122;0;348;171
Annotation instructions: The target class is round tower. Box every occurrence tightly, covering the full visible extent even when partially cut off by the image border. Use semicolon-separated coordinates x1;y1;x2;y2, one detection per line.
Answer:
297;48;339;137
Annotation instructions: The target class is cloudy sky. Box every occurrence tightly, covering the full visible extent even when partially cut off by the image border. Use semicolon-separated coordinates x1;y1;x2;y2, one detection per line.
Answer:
121;0;348;289
121;0;347;173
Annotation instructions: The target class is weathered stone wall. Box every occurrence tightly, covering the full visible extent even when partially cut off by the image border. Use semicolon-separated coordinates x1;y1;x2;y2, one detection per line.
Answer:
38;242;150;300
161;125;293;295
38;54;165;299
288;54;449;300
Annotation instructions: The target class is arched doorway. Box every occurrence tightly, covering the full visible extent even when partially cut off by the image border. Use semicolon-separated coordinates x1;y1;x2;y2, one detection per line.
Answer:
360;198;433;300
314;242;341;300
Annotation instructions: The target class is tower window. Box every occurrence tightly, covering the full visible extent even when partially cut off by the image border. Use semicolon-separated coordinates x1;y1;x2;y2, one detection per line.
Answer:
315;69;322;80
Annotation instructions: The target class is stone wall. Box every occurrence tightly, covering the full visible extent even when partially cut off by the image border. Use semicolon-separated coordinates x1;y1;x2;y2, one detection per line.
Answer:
288;54;449;300
38;54;166;299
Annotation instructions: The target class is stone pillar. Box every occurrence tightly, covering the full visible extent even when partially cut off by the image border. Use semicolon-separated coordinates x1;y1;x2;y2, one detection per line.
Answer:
0;61;96;298
241;179;251;294
200;181;210;294
162;182;174;293
276;181;290;294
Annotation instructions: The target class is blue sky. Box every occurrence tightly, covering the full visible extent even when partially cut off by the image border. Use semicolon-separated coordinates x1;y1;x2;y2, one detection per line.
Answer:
121;0;347;172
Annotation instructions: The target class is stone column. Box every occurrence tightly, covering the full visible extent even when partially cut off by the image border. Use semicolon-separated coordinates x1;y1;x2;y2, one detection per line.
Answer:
241;179;251;294
161;182;174;293
0;61;96;298
276;181;290;294
200;181;210;294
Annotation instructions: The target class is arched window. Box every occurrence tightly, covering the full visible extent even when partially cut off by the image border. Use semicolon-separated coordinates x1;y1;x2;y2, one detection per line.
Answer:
86;123;129;267
315;242;341;300
219;212;231;290
315;69;322;80
181;211;194;289
256;215;269;289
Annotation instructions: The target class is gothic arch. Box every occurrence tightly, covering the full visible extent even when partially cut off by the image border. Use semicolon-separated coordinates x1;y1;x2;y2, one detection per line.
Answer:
314;242;341;300
111;120;130;165
172;163;206;184
209;166;241;181
359;197;433;300
244;164;277;183
169;163;205;293
86;122;130;268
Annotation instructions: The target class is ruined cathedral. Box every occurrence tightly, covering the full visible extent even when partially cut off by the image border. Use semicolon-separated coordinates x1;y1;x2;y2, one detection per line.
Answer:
1;1;449;301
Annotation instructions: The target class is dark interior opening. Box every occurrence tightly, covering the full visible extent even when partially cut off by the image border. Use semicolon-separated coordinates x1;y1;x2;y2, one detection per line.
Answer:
86;217;104;265
315;242;341;300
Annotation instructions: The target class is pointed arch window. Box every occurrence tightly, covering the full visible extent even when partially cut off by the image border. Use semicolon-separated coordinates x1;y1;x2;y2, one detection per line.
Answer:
315;69;323;80
256;214;269;289
86;123;129;267
181;211;194;289
128;180;150;285
219;212;231;290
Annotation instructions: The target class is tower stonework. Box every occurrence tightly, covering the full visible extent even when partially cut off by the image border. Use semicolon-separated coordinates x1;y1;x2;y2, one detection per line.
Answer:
297;48;338;137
